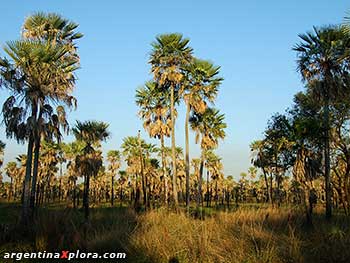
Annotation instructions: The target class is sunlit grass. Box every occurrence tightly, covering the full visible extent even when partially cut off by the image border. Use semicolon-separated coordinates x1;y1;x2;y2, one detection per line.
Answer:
0;202;350;263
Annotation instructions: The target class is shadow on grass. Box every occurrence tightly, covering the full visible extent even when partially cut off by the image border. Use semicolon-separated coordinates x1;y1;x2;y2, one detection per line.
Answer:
0;202;141;263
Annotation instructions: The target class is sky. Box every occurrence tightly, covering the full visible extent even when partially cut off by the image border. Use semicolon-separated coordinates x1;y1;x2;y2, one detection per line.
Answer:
0;0;349;179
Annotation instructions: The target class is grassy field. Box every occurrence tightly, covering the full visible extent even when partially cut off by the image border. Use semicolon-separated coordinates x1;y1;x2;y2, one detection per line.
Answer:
0;203;350;263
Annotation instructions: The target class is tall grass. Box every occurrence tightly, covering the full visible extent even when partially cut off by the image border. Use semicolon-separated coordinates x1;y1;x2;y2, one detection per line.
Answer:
128;208;350;263
0;203;350;263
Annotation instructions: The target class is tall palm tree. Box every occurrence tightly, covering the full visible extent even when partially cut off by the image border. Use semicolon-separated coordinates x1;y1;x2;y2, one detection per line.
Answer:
23;12;81;213
293;25;350;219
107;150;121;206
1;39;79;222
149;33;193;207
190;108;226;207
73;120;110;221
136;81;172;204
182;58;222;208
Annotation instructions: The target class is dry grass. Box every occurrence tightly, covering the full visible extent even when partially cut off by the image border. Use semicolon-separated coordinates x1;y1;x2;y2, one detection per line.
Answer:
1;203;350;263
127;207;350;263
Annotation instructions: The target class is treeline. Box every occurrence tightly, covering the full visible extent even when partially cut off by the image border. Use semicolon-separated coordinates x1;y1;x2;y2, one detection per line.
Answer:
250;18;350;223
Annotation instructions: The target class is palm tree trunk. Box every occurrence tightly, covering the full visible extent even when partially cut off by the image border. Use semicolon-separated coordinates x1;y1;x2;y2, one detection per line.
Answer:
84;174;90;221
322;92;332;219
197;153;204;208
111;174;114;206
262;168;271;204
206;170;210;207
215;180;218;207
73;179;77;208
30;136;40;211
160;135;168;206
185;102;190;208
9;177;13;202
120;184;123;207
269;173;273;205
138;131;148;209
21;135;34;225
170;85;178;208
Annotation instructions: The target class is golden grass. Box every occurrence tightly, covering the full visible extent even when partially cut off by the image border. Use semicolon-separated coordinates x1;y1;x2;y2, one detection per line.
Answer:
127;208;350;263
1;203;350;263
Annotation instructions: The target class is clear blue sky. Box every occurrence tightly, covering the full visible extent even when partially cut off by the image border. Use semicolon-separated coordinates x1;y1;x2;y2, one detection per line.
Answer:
0;1;349;179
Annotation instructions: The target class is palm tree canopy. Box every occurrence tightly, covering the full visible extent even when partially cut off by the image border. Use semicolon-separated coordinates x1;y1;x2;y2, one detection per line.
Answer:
135;81;173;139
22;12;83;44
149;33;193;86
182;58;223;113
72;120;110;146
190;107;227;150
293;25;350;100
121;136;156;157
107;150;121;162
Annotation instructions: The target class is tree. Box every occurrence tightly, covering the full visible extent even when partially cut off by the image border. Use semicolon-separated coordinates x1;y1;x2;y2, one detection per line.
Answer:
107;150;121;206
250;140;273;203
205;150;224;207
0;141;5;169
136;81;171;205
182;58;222;208
190;107;226;207
293;25;350;218
149;33;193;208
73;120;110;221
121;136;156;209
62;141;85;208
5;162;17;201
0;12;82;224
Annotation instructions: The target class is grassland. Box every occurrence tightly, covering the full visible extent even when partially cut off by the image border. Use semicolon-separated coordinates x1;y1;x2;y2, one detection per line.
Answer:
0;203;350;263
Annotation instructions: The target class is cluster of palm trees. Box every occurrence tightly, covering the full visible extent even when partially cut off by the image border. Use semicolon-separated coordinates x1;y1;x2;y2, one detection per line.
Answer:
4;10;349;228
0;13;228;225
136;33;227;209
251;17;350;222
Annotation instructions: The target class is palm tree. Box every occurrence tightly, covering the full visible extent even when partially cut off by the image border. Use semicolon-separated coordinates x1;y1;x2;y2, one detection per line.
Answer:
182;58;222;208
136;81;172;204
149;33;193;207
293;25;350;219
0;141;5;169
190;108;226;207
62;141;85;208
117;170;128;206
73;120;110;221
107;150;121;206
5;162;17;201
1;39;79;222
205;150;224;207
22;12;83;47
250;140;273;204
121;135;156;209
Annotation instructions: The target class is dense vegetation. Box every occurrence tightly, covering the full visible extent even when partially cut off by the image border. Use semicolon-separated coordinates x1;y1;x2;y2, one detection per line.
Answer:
0;10;350;263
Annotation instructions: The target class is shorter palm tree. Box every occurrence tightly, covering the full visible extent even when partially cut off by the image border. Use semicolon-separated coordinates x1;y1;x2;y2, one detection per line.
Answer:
190;108;226;207
73;120;110;221
107;150;121;206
